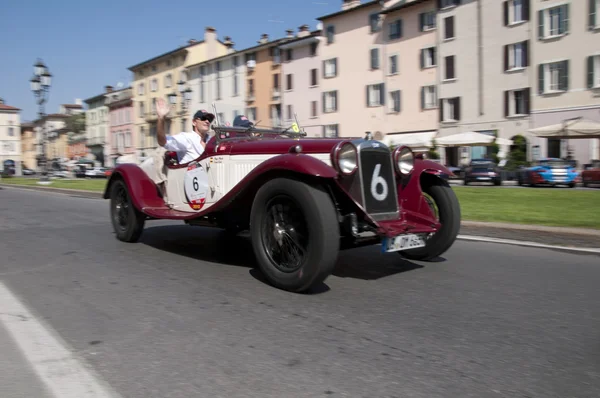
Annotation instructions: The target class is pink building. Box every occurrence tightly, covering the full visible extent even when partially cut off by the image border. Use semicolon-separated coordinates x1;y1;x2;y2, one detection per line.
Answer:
316;0;439;147
104;86;135;166
279;26;322;137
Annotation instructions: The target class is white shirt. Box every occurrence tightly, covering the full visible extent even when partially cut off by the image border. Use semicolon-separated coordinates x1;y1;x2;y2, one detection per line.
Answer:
163;131;205;164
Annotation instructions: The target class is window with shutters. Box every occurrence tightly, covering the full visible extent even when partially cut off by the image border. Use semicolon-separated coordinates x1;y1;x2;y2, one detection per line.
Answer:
419;11;436;31
389;55;398;75
444;55;455;80
323;91;337;113
323;58;337;78
538;61;569;93
366;83;385;107
310;101;318;118
422;85;437;109
538;4;569;39
444;16;455;40
369;13;380;33
504;0;528;25
310;69;318;87
421;47;437;68
504;88;530;117
370;48;379;69
388;20;402;40
440;97;460;122
440;0;458;9
326;25;335;44
590;0;599;29
504;41;528;71
389;90;401;113
588;55;600;89
286;105;293;121
286;74;293;91
323;124;338;138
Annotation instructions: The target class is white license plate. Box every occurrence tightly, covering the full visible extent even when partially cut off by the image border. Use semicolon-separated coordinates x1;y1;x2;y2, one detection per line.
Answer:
477;177;491;180
381;234;426;253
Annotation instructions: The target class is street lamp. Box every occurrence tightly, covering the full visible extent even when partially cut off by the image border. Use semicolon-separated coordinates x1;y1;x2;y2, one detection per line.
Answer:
30;58;52;183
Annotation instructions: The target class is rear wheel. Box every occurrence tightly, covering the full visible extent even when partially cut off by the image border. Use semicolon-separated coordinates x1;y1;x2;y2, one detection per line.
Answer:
110;179;145;242
400;179;461;261
250;177;340;293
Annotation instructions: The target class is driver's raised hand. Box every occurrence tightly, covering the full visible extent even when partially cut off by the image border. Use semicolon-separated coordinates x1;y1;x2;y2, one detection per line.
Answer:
156;98;170;119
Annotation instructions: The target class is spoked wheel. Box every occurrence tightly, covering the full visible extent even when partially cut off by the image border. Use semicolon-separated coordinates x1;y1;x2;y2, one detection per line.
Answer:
400;179;461;261
250;178;340;292
110;179;145;242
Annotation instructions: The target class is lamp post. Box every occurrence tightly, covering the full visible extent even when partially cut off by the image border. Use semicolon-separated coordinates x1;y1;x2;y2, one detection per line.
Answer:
30;59;52;183
167;79;192;131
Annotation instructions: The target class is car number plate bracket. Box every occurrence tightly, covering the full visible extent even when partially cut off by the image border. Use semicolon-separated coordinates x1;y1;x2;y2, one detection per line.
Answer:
381;233;427;253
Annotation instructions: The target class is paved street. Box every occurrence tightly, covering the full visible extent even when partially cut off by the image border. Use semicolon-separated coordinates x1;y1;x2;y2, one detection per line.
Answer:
1;186;599;398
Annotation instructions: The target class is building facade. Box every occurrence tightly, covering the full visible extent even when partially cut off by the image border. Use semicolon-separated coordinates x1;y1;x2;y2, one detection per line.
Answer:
105;87;135;165
128;27;231;156
529;0;600;164
34;113;68;170
186;36;247;126
379;0;439;151
0;98;22;175
279;26;322;137
84;89;110;166
434;0;532;166
20;122;36;170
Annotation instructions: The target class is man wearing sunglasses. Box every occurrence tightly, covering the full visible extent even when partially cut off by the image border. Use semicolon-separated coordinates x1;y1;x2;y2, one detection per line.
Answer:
155;97;215;163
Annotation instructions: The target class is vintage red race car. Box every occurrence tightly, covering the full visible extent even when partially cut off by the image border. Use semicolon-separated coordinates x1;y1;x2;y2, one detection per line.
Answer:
103;117;461;293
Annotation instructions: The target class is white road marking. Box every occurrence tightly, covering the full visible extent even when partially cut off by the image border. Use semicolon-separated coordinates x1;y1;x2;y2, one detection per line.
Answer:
0;282;121;398
457;235;600;254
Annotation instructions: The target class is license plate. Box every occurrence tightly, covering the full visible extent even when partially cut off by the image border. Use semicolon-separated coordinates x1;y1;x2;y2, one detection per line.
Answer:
381;234;426;253
477;177;491;180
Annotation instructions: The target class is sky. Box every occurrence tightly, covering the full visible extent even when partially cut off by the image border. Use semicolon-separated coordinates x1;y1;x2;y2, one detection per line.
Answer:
0;0;341;122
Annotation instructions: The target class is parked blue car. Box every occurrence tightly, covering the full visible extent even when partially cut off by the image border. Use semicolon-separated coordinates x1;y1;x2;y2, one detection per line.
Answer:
517;158;579;188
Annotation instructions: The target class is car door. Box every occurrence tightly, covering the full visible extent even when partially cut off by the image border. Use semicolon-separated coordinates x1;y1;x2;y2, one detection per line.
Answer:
199;138;233;205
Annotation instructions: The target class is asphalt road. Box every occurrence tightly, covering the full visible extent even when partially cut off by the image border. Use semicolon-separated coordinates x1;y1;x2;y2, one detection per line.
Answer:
1;186;599;398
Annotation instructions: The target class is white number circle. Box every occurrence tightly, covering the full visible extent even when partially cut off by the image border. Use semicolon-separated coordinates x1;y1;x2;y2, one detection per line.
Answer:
370;163;388;201
184;164;209;210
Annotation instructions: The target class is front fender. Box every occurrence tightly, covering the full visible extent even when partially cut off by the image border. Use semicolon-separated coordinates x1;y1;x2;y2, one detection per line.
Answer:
103;164;165;211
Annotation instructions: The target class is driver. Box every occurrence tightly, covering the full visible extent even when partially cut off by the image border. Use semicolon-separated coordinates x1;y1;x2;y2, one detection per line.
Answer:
155;97;215;163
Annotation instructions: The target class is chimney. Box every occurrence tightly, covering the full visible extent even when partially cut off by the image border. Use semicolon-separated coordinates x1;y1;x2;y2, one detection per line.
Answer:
258;33;269;44
286;29;294;38
223;36;235;54
204;26;218;60
188;39;197;45
341;0;361;10
105;85;113;93
0;98;4;105
297;24;310;38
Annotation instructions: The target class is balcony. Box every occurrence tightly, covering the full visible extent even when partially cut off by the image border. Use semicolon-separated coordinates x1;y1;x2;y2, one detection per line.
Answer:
271;88;281;101
246;91;255;102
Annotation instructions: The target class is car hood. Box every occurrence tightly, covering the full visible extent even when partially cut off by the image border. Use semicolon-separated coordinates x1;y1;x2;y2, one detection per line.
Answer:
227;137;358;156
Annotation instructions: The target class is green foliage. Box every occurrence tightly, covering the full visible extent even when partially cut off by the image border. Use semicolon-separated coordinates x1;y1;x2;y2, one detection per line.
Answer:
504;134;529;170
427;138;440;159
66;113;86;134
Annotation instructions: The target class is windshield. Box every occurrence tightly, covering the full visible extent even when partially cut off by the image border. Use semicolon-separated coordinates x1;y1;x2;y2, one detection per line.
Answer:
539;160;570;168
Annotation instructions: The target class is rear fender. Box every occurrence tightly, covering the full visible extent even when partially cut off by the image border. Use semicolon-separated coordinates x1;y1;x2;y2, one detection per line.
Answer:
103;164;165;211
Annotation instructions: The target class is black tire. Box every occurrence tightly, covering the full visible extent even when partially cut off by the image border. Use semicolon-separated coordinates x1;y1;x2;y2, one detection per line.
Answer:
568;182;575;188
110;179;145;242
249;177;340;292
400;180;461;261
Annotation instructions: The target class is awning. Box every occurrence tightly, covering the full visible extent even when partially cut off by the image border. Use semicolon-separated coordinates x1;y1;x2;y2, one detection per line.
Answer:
528;117;600;139
436;131;495;147
495;137;514;146
383;131;436;150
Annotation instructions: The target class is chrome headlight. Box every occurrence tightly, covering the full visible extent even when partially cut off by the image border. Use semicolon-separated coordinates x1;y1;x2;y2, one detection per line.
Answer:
332;142;357;175
394;146;414;175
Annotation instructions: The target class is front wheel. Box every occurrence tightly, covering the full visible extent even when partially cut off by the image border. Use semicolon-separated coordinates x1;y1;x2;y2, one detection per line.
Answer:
400;181;461;261
110;179;146;242
250;177;340;293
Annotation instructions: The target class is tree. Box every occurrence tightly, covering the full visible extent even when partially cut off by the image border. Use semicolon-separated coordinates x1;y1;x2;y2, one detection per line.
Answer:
505;134;528;170
427;138;440;159
66;113;85;135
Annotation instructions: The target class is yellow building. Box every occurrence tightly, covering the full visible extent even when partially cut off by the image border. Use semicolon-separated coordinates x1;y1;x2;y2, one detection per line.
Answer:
128;26;231;157
20;122;36;170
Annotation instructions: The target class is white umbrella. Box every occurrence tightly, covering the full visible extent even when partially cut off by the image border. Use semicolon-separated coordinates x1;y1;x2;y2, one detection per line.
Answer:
494;137;514;146
528;117;600;139
436;131;495;147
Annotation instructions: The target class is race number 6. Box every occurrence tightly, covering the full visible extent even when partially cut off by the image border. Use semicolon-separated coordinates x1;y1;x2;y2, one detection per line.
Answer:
193;176;199;191
371;164;388;201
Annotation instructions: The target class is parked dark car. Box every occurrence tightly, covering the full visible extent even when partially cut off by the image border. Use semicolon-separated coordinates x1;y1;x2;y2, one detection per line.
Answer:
464;159;502;186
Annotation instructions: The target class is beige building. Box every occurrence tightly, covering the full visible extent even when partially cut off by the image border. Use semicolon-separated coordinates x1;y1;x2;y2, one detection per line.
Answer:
529;0;600;164
0;98;22;175
84;89;110;166
20;122;36;170
128;27;231;158
435;0;532;166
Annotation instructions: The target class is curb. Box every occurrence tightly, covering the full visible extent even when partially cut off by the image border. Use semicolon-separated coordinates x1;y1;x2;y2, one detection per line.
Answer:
2;183;599;237
0;183;103;198
460;220;600;237
458;235;600;255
